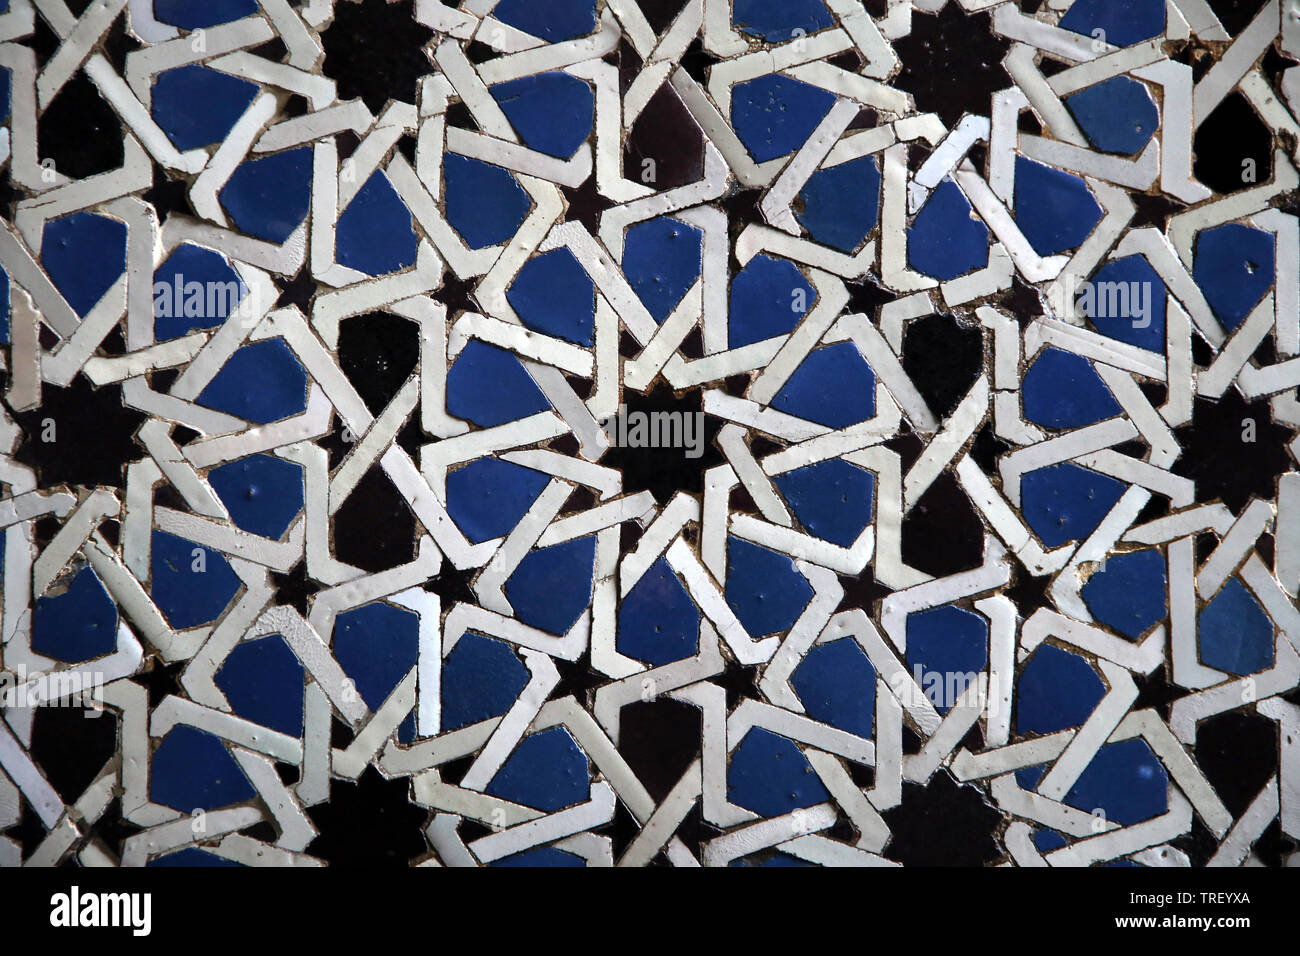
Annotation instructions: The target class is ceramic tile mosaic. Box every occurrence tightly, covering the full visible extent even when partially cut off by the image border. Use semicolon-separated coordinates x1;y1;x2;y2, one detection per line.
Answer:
0;0;1298;869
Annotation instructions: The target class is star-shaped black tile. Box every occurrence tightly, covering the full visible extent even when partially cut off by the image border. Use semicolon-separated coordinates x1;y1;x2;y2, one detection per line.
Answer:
136;657;186;710
141;162;196;227
845;272;898;321
1131;665;1193;722
305;766;428;866
716;661;763;711
1172;390;1296;513
270;559;324;616
995;275;1046;327
423;556;477;610
319;0;434;115
679;36;721;85
882;769;1003;866
837;566;894;615
85;799;144;861
274;266;319;313
1006;568;1054;621
430;269;481;320
561;173;617;234
1130;191;1190;233
890;5;1011;129
549;652;611;708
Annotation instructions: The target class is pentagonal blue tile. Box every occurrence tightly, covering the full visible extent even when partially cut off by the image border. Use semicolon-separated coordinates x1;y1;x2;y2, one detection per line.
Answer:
1198;577;1275;675
219;148;312;244
208;454;305;540
724;536;813;637
42;212;126;318
153;243;247;341
32;565;118;664
731;74;835;163
908;178;988;280
504;536;598;636
728;254;815;348
617;557;699;666
196;339;309;424
727;727;830;817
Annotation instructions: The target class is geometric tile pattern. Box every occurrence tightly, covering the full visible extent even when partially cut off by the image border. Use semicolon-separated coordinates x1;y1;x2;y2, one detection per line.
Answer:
1;0;1299;867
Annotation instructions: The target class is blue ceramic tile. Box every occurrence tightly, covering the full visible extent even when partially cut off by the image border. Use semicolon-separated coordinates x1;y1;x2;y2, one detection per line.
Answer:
1059;0;1166;48
218;148;313;244
1062;738;1169;825
197;339;309;424
507;248;596;347
492;0;597;43
208;454;304;540
0;265;9;345
335;171;418;276
907;178;989;280
333;602;420;710
1032;828;1069;853
1021;462;1126;548
731;852;817;866
770;342;876;428
154;0;259;30
504;536;597;636
727;727;831;818
1012;157;1102;257
491;73;594;159
150;725;256;813
728;253;815;348
443;153;531;250
31;566;118;664
1193;223;1276;333
795;156;881;253
731;74;836;163
490;847;585;867
622;216;703;324
1081;549;1168;640
773;459;875;547
486;727;590;812
617;557;699;665
733;0;834;43
150;531;242;630
441;632;531;732
725;536;813;637
148;848;243;867
790;638;876;738
1022;347;1122;430
1015;645;1105;735
445;458;550;544
445;340;551;427
151;65;260;152
42;212;126;318
905;605;988;714
214;635;306;738
1077;254;1167;353
153;243;248;341
1198;577;1275;675
1065;76;1158;155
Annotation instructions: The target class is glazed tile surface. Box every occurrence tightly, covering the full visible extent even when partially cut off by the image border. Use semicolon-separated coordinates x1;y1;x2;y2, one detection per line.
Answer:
0;0;1298;868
